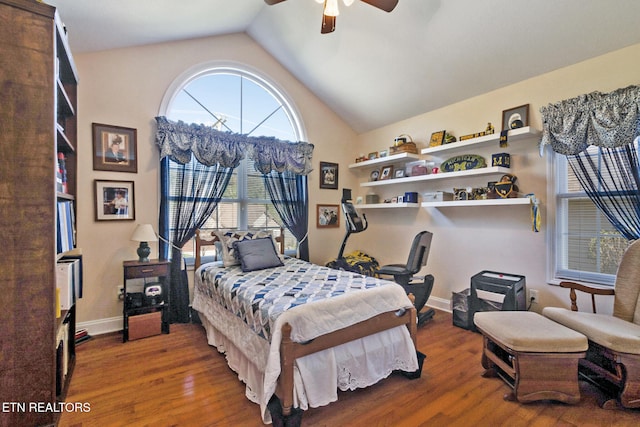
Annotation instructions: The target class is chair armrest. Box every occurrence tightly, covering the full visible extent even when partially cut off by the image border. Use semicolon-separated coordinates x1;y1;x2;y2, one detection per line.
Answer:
559;281;615;313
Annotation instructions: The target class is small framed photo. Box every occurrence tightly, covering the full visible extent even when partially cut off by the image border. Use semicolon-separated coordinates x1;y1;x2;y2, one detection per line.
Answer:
368;152;378;160
394;169;405;178
379;149;388;158
429;130;446;147
95;180;135;221
380;165;394;180
316;204;340;228
319;161;338;189
502;104;529;131
92;123;138;173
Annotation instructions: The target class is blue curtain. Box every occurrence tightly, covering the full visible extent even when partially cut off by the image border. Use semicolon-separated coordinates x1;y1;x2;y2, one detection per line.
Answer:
155;117;314;322
541;85;640;240
159;156;233;323
263;171;310;261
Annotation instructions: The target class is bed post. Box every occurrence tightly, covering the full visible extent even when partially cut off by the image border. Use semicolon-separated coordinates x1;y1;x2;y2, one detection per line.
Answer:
279;322;295;417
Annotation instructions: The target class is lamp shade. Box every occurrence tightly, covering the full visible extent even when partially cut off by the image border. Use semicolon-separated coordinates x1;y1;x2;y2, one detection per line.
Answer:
130;224;158;242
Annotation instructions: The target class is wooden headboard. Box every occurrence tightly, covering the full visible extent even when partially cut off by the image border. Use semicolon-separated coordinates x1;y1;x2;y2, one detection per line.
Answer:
194;228;286;270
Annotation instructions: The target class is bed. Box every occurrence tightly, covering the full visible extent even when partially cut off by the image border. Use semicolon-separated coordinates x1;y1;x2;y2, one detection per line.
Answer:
192;229;420;424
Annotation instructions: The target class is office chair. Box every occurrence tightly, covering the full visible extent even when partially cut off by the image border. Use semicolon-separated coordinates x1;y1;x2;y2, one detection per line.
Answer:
376;231;435;325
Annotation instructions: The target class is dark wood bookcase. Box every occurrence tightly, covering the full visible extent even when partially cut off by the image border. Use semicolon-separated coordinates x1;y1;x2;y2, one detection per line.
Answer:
0;1;79;425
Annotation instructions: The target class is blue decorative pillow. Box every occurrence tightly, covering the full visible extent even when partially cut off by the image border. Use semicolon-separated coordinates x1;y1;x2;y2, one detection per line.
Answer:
232;237;284;272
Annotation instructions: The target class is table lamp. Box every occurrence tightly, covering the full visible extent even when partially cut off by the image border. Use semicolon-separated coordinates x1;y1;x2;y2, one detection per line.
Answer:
130;224;158;262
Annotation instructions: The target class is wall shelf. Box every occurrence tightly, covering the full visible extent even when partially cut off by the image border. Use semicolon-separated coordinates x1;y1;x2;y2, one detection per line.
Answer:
421;126;539;156
356;202;420;209
421;198;532;208
349;152;420;169
361;166;512;187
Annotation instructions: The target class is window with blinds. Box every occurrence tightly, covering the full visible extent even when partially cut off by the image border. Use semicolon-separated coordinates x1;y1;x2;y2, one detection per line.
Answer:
164;67;303;262
554;148;629;286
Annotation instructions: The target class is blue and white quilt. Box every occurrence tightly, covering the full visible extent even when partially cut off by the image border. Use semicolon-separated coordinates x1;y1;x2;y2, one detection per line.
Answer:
196;258;403;341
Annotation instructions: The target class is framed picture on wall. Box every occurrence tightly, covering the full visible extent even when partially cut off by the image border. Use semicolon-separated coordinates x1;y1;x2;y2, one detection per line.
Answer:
319;161;339;189
95;180;135;221
501;104;529;131
316;204;340;228
92;123;138;173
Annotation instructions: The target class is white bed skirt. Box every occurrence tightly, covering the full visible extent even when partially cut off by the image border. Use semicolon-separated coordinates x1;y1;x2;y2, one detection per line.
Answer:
193;289;418;424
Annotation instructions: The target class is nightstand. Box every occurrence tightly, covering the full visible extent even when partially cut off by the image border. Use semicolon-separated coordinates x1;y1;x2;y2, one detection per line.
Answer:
122;259;170;342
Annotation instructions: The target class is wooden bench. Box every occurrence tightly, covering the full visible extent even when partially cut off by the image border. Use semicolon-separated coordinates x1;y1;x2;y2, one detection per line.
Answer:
474;311;588;404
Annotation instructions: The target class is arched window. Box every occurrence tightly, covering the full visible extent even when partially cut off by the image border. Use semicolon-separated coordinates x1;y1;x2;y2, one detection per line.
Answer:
160;63;305;262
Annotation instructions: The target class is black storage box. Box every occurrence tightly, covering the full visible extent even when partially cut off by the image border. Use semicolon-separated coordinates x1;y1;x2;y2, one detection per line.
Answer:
469;271;526;331
452;288;473;330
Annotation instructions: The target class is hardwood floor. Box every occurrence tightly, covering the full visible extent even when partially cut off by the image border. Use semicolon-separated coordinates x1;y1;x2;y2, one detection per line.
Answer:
59;310;639;426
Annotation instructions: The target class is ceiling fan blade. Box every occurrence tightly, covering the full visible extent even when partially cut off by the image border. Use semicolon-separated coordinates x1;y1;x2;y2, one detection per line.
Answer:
264;0;287;5
321;13;336;34
360;0;399;13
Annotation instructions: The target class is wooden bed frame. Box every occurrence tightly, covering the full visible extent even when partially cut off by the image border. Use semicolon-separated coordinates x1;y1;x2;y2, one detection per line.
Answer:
194;229;418;419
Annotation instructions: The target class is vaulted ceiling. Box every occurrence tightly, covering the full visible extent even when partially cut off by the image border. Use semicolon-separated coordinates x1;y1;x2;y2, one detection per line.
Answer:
48;0;640;133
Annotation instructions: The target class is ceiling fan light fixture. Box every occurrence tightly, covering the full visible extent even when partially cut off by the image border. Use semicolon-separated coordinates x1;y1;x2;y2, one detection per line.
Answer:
324;0;340;17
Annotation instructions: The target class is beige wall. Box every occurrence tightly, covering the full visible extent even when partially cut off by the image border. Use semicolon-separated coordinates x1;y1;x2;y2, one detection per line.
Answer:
75;33;358;329
75;32;640;331
350;43;640;313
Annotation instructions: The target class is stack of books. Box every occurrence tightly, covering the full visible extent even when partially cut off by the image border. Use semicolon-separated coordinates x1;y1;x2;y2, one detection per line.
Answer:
75;328;92;345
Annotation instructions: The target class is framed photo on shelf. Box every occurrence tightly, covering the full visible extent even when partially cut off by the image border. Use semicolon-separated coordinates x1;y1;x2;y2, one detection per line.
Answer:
395;169;405;178
92;123;138;173
319;161;339;189
380;165;394;180
429;130;446;147
95;180;135;221
368;152;378;160
501;104;529;131
316;204;340;228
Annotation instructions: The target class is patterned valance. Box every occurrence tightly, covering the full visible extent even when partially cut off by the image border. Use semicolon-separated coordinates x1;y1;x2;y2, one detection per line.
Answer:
155;116;314;175
540;85;640;155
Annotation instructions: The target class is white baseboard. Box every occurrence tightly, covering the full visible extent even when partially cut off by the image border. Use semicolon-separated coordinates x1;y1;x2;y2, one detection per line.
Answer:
426;296;452;313
77;316;122;336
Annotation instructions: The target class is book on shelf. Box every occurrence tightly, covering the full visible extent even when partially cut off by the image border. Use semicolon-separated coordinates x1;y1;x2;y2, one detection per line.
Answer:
56;200;74;253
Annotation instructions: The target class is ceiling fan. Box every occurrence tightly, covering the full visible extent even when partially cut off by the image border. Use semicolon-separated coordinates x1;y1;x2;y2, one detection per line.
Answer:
264;0;399;34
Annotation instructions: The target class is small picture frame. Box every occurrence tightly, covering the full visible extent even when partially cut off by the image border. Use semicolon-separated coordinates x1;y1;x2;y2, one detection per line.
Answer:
319;161;339;189
368;152;378;160
95;180;135;221
380;165;394;180
379;149;388;158
92;123;137;173
394;169;405;178
316;204;340;228
501;104;529;131
429;130;446;147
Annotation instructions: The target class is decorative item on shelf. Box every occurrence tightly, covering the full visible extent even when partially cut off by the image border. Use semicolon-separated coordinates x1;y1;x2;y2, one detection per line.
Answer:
131;224;158;262
394;168;405;178
397;195;404;203
453;187;474;201
423;191;453;202
459;122;494;141
485;122;495;134
368;151;378;160
502;104;529;131
404;192;418;203
429;130;446;147
441;154;487;172
405;160;429;176
355;196;363;204
491;153;511;168
379;165;394;180
444;133;457;144
487;181;498;199
355;154;367;163
365;193;379;204
370;169;380;181
390;134;418;154
472;187;488;200
379;149;388;158
494;174;520;198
